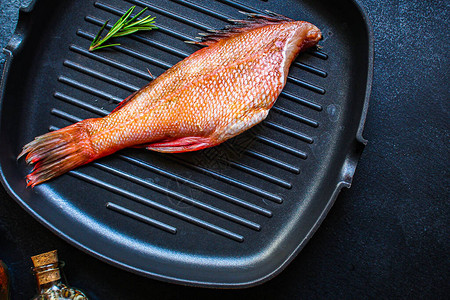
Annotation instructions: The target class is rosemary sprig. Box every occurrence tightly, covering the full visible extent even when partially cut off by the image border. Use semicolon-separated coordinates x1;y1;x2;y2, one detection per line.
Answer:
89;6;157;51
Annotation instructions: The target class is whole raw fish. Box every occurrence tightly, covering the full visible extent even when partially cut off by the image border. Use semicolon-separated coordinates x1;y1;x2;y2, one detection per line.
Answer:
19;12;322;187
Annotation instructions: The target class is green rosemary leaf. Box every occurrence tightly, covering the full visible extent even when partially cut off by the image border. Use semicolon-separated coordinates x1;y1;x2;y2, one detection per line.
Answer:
124;7;148;26
113;29;140;37
123;16;155;30
90;20;109;49
90;43;121;51
89;6;157;52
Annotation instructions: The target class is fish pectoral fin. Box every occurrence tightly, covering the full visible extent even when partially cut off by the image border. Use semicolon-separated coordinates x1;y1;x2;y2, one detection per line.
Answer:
145;137;214;153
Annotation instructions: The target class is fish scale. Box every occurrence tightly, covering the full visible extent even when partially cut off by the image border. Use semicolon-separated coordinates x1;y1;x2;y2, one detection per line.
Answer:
19;13;321;187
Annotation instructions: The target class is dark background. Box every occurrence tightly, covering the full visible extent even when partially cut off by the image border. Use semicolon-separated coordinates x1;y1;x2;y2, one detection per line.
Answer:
0;0;448;299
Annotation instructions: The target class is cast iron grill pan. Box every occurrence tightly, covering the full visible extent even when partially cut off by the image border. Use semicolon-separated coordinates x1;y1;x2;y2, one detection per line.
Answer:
0;0;372;287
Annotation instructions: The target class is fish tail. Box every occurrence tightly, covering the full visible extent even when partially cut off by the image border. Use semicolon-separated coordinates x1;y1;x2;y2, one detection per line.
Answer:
18;121;96;187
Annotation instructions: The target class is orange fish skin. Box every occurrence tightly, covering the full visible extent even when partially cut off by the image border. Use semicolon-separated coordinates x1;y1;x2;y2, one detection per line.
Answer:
19;15;321;186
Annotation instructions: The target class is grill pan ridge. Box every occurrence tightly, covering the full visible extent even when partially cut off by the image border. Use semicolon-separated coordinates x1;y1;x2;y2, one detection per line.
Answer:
0;0;373;287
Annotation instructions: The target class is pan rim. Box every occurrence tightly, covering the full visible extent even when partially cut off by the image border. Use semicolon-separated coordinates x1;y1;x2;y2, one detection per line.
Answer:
0;0;374;288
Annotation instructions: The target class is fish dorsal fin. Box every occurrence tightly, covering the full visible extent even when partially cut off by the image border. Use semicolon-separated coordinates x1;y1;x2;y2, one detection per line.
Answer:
111;81;153;114
111;89;140;114
189;11;294;46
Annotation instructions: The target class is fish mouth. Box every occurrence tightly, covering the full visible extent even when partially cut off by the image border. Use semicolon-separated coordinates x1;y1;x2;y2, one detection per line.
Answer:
306;25;322;42
300;25;322;50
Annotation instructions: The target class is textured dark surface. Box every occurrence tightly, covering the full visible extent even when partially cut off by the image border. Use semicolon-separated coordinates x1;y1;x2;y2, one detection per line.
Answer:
0;0;449;299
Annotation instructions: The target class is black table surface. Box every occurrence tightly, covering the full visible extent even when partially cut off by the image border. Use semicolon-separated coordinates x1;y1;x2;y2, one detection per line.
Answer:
0;0;448;299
